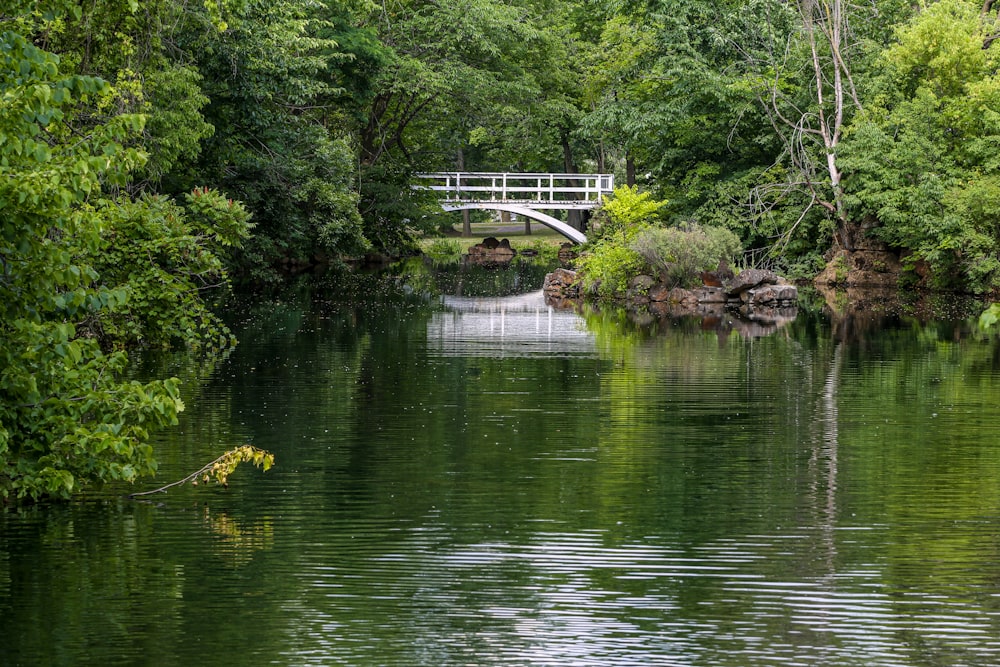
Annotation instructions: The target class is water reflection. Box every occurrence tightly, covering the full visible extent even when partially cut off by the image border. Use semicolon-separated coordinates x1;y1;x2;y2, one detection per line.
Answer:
283;521;1000;666
429;290;596;358
6;272;1000;666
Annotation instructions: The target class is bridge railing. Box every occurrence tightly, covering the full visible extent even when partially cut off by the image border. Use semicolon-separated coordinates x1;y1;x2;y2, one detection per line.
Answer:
415;172;615;209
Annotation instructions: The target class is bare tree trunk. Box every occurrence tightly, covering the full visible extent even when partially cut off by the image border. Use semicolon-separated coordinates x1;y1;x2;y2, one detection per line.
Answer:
802;0;854;249
760;0;862;251
626;153;636;187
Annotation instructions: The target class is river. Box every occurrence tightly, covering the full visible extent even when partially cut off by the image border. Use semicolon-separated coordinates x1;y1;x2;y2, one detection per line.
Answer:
4;259;1000;666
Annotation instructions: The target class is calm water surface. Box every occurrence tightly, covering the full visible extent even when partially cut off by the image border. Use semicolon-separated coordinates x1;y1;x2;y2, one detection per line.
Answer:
4;264;1000;666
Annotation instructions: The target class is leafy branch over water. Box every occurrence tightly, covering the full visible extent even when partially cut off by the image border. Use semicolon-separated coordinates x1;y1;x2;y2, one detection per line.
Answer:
128;446;275;498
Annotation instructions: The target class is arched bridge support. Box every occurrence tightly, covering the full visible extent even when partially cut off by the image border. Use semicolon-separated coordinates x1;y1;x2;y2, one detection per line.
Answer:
442;203;587;245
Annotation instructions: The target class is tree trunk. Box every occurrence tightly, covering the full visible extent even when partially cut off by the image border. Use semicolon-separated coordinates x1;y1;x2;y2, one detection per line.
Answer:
801;0;855;249
626;153;636;187
458;146;471;237
759;0;861;251
562;131;583;231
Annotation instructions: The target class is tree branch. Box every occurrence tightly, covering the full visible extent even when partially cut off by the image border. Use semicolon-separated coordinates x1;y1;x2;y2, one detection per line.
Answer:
128;445;274;498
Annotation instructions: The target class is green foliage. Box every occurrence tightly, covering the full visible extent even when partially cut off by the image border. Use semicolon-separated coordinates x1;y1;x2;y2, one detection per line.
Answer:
175;0;369;277
577;185;669;297
520;238;562;263
357;160;430;256
0;32;191;501
839;0;1000;291
590;185;666;243
141;64;214;183
980;303;1000;330
129;445;275;497
81;190;251;351
575;244;646;299
632;223;742;288
424;238;464;263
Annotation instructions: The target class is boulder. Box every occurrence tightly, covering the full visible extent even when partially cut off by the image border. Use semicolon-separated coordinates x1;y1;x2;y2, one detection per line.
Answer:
626;275;654;303
627;291;651;306
543;268;581;297
648;283;672;302
467;237;516;264
726;269;780;296
690;286;727;304
743;284;798;307
669;287;698;305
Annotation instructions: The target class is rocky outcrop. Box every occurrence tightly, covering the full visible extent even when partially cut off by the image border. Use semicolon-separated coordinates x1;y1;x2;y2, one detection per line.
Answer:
543;265;799;317
543;268;581;298
814;223;905;288
739;283;799;308
727;268;780;294
466;237;516;264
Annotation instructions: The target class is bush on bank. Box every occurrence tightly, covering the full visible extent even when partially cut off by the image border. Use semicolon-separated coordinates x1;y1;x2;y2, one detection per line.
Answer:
575;186;742;298
633;224;742;288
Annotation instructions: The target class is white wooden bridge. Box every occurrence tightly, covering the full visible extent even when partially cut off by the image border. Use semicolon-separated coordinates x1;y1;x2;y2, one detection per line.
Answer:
415;172;615;244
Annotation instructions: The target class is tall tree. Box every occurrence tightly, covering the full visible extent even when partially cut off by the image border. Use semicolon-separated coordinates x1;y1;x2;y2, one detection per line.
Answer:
177;0;368;277
840;0;1000;289
353;0;568;248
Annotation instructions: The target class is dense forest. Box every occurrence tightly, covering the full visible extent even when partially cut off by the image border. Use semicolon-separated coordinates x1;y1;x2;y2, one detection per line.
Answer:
4;0;1000;500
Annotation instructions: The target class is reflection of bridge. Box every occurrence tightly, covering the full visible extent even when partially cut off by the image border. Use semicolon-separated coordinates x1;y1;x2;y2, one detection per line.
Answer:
427;290;596;358
415;172;615;244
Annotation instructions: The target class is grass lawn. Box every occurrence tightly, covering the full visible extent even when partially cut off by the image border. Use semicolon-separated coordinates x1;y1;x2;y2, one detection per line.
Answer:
418;221;571;253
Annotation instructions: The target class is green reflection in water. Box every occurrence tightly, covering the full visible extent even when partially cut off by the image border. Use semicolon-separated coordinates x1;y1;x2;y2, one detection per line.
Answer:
4;273;1000;666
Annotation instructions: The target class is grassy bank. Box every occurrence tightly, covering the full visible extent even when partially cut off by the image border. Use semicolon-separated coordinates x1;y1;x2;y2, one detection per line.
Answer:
417;222;571;254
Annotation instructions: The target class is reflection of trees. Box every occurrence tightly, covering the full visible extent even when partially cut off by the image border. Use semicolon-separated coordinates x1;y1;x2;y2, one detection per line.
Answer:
807;340;842;645
12;274;1000;664
816;286;986;345
0;501;294;665
579;304;834;541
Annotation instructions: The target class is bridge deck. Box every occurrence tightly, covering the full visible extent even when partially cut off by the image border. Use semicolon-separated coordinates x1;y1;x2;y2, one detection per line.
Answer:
417;172;614;209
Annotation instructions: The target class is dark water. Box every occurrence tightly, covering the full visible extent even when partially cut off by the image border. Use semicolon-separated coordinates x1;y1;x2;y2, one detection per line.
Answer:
5;263;1000;666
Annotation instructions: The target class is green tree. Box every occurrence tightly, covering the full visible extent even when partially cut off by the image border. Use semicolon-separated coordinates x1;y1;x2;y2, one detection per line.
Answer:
81;189;251;350
354;0;577;248
179;0;368;278
840;0;1000;289
0;32;185;500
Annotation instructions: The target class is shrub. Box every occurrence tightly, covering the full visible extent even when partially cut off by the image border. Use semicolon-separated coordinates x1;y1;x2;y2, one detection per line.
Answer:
424;238;463;262
575;243;646;299
519;239;561;263
589;185;667;244
632;223;742;287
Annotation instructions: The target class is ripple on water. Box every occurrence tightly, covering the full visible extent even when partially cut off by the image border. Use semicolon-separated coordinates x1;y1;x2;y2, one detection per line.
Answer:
260;519;1000;666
